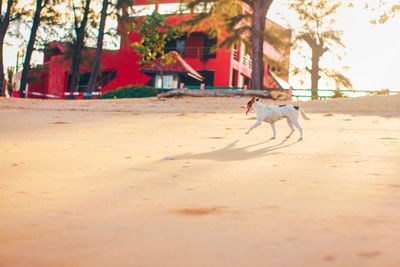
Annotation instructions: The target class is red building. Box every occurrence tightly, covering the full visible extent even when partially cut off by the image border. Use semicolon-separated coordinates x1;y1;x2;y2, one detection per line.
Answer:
13;0;291;98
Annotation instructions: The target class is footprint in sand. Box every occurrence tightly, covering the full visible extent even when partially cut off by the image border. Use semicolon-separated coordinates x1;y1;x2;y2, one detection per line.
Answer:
170;207;222;216
358;251;381;258
377;137;398;140
323;255;336;261
51;121;70;124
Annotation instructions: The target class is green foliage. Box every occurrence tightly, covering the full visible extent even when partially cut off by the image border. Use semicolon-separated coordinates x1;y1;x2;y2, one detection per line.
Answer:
331;88;347;98
99;85;159;99
361;1;400;24
182;0;289;90
367;89;390;95
130;11;183;65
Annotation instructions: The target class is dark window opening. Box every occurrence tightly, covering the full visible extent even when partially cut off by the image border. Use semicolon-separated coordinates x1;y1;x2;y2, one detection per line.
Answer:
165;36;186;57
203;36;217;60
243;76;250;88
232;69;238;87
180;70;214;87
198;70;214;86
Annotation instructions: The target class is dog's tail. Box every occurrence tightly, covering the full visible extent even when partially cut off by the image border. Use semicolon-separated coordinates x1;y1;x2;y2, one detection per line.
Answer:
294;106;311;120
299;107;311;120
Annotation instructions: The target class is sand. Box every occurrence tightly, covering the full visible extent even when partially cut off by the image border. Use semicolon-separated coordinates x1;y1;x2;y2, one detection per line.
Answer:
1;94;400;266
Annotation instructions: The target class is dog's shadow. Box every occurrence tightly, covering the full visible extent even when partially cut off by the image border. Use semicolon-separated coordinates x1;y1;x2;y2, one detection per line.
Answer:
170;138;300;162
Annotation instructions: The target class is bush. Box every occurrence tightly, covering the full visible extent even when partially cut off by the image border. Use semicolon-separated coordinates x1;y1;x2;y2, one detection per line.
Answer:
367;89;390;96
331;88;347;98
99;85;159;99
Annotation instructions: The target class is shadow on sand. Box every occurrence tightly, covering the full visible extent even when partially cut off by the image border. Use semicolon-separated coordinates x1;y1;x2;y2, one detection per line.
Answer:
170;139;301;162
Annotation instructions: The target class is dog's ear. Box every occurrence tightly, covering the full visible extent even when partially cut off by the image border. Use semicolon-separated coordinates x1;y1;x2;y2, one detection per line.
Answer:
256;98;259;102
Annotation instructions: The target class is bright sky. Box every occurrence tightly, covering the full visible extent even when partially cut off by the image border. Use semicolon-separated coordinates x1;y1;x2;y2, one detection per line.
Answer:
3;0;400;92
268;0;400;91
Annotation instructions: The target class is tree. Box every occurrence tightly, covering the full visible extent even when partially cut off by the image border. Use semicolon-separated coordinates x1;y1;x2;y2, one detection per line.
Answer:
289;0;352;99
368;1;400;24
0;0;21;92
86;0;135;92
67;0;92;92
86;0;108;92
184;0;288;90
19;0;54;96
131;11;183;91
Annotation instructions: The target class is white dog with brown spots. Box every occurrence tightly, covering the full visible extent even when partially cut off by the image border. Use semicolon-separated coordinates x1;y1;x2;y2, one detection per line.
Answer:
245;97;310;140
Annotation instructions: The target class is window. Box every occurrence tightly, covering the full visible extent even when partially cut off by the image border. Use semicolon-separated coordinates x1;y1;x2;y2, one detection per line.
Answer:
155;75;178;89
232;69;238;87
203;36;217;60
165;36;186;57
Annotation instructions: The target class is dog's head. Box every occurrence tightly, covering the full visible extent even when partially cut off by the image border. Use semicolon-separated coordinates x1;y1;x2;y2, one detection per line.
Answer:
246;97;259;115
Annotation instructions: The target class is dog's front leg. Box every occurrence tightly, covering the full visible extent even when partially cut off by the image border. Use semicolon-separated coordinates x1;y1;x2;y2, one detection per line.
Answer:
245;120;262;134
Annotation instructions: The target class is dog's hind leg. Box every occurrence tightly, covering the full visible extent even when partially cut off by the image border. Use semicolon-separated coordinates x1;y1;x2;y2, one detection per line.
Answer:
270;123;277;139
286;119;295;139
245;120;262;134
292;120;303;140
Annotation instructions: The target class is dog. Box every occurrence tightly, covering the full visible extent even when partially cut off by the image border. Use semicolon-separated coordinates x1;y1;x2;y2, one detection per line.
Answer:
245;96;310;140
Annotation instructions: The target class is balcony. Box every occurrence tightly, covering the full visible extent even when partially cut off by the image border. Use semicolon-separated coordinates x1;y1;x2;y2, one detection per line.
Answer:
232;49;252;69
242;54;252;68
164;46;216;60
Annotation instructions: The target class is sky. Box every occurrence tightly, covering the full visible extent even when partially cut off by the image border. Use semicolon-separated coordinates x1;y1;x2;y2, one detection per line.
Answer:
3;0;400;92
268;0;400;92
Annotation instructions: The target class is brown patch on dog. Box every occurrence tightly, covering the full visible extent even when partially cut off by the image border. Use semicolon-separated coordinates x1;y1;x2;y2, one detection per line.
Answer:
170;207;222;216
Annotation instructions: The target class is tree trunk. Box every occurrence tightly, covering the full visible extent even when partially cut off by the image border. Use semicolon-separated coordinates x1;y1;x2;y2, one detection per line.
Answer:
309;39;326;100
0;0;14;92
19;0;46;97
68;0;91;92
86;0;108;92
250;0;272;90
158;88;273;99
310;53;320;100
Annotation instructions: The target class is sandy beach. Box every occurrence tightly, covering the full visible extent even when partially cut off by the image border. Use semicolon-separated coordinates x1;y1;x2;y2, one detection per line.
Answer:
1;94;400;266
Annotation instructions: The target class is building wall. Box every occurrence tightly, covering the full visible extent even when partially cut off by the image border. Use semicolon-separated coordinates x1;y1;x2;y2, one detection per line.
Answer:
17;0;290;97
48;55;69;96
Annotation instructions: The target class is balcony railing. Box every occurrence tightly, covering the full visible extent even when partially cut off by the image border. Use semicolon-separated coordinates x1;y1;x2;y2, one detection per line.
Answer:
232;49;239;61
242;54;252;68
232;49;252;68
164;46;216;59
